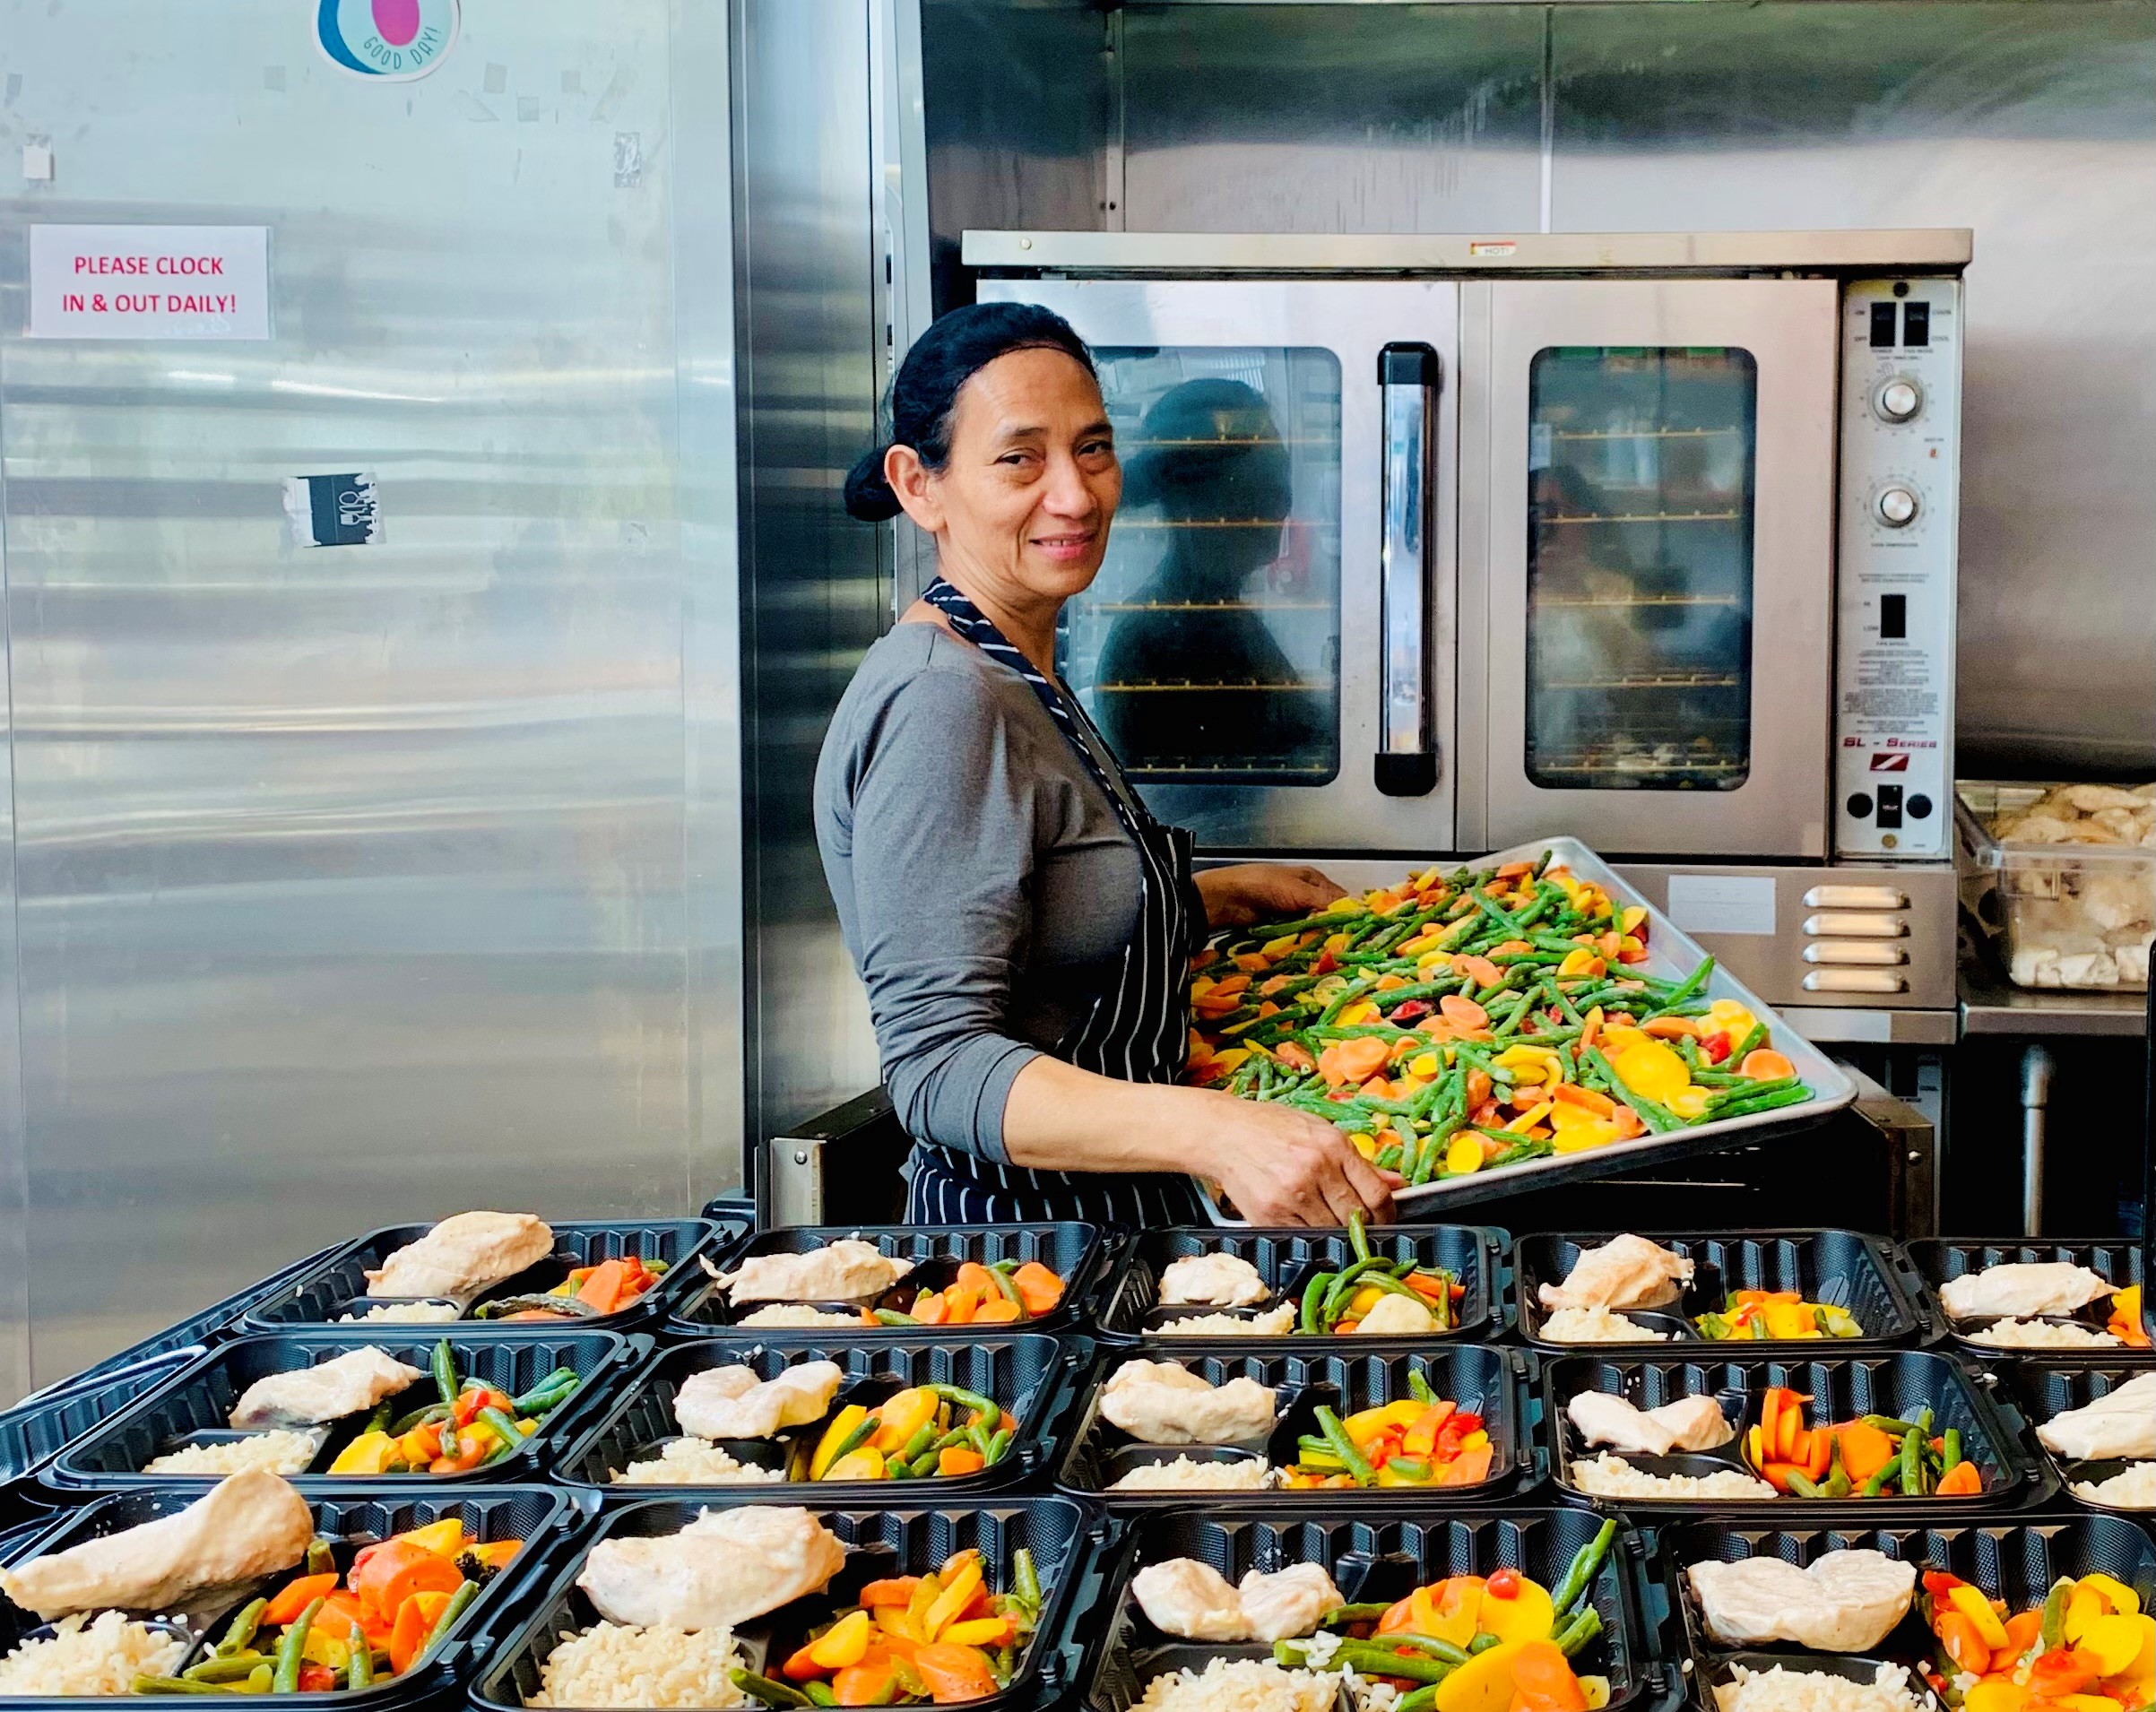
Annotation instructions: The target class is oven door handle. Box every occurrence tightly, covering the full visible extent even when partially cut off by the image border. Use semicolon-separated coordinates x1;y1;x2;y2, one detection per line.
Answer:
1376;342;1441;797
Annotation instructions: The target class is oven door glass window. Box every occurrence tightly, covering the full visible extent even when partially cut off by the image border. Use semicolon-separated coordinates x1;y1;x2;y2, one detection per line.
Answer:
1526;346;1757;791
1061;346;1342;786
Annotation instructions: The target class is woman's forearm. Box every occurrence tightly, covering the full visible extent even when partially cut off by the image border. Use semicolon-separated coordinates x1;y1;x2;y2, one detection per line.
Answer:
1000;1056;1222;1176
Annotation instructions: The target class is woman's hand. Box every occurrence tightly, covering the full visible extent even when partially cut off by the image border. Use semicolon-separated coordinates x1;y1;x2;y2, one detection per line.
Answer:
1195;862;1349;930
1195;1094;1398;1227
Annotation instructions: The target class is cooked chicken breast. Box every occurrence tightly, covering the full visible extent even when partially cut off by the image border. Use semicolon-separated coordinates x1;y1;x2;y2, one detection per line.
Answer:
1538;1235;1693;1313
228;1347;424;1430
1567;1391;1733;1456
1238;1567;1345;1644
577;1507;845;1630
1132;1560;1250;1641
718;1241;913;1304
0;1472;314;1621
366;1211;554;1300
674;1362;844;1441
2037;1371;2156;1462
1101;1360;1277;1445
1355;1293;1438;1336
1939;1263;2113;1321
1688;1552;1917;1652
1158;1254;1269;1309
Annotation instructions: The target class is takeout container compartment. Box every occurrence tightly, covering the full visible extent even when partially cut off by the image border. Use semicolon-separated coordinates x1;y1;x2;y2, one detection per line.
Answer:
1902;1239;2150;1354
0;1353;199;1490
1656;1515;2156;1708
1541;1349;2039;1515
0;1484;574;1707
2001;1359;2156;1516
467;1494;1097;1712
42;1331;638;1493
1095;1225;1507;1345
670;1223;1114;1336
1071;1506;1661;1712
1955;783;2154;992
244;1219;739;1334
1513;1231;1928;1352
1057;1343;1537;1506
550;1334;1092;1498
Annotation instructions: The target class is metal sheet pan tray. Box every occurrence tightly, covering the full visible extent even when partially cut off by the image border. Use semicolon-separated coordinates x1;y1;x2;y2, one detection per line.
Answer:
1903;1238;2150;1355
41;1330;638;1493
550;1333;1094;1498
243;1219;740;1334
1056;1343;1537;1505
468;1495;1102;1712
1513;1231;1929;1353
670;1222;1116;1336
1094;1224;1508;1345
0;1484;574;1709
1655;1515;2155;1711
1199;836;1856;1223
1539;1348;2042;1516
1070;1507;1662;1712
2002;1358;2156;1516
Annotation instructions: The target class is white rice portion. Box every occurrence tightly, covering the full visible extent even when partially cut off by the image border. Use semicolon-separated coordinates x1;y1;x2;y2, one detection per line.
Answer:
1968;1319;2120;1349
1156;1304;1298;1337
338;1301;460;1324
143;1430;320;1475
738;1305;863;1329
2072;1461;2156;1508
1572;1453;1775;1500
530;1622;747;1708
0;1612;186;1696
1542;1307;1669;1344
1111;1456;1275;1491
611;1440;786;1485
1713;1663;1933;1712
1136;1657;1343;1712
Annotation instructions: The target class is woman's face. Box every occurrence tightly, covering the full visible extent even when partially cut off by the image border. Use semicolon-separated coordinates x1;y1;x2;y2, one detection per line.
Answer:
888;346;1121;611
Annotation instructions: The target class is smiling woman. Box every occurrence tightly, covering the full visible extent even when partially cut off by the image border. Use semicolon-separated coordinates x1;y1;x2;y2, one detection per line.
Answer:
813;303;1398;1228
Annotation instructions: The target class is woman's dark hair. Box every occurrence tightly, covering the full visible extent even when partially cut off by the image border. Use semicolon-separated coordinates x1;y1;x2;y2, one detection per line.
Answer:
843;301;1098;522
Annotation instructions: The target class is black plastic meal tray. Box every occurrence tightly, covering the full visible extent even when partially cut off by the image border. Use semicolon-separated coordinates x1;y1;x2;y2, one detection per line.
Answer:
1540;1348;2041;1516
1071;1505;1661;1712
1903;1238;2150;1353
669;1222;1114;1336
1094;1224;1508;1345
1655;1515;2156;1708
2002;1358;2156;1516
467;1493;1101;1712
41;1329;637;1493
0;1484;575;1708
1512;1230;1929;1352
550;1333;1094;1499
0;1352;199;1491
242;1219;739;1334
1057;1343;1537;1505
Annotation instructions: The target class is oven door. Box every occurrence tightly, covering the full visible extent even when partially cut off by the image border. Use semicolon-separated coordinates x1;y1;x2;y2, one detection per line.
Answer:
980;278;1458;852
1466;277;1838;858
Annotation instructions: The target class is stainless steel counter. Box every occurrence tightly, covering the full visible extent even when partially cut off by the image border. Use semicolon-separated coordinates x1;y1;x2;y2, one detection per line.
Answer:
1960;971;2149;1037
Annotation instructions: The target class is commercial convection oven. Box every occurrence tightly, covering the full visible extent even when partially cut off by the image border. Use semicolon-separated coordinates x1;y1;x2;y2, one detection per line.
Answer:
970;231;1969;1039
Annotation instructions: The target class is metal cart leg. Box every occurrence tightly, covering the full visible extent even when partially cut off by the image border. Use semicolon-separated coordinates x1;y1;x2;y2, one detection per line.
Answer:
2022;1042;2053;1238
1840;1062;1940;1239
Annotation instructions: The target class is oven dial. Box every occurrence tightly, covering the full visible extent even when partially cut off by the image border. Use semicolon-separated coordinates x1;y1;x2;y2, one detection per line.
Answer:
1875;486;1919;527
1874;378;1922;422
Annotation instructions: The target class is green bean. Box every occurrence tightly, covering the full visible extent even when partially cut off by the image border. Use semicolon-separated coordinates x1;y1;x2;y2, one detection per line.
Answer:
183;1655;270;1683
215;1598;268;1657
418;1579;479;1664
1582;1047;1683;1134
1550;1518;1617;1616
1941;1428;1961;1474
1468;1633;1503;1655
871;1308;920;1327
1300;1272;1335;1336
346;1622;373;1691
804;1684;838;1707
1014;1546;1041;1613
2039;1578;2072;1649
1393;1690;1440;1712
1348;1208;1372;1264
1318;978;1378;1025
1554;1606;1605;1658
272;1596;325;1693
306;1536;335;1578
1860;1414;1924;1436
926;1382;1000;1423
989;1267;1029;1319
1731;1020;1770;1062
430;1338;459;1408
133;1675;226;1694
1319;1604;1396;1630
1385;1635;1470;1664
1314;1404;1377;1485
1651;955;1716;1013
481;1405;530;1463
733;1671;812;1708
1900;1428;1923;1497
511;1368;582;1414
388;1400;452;1436
986;1427;1012;1466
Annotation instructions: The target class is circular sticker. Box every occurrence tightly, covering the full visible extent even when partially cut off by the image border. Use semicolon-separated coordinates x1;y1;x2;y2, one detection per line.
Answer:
316;0;460;82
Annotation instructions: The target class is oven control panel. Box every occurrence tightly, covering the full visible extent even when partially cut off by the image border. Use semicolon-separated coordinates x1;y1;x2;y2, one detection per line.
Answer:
1834;277;1961;860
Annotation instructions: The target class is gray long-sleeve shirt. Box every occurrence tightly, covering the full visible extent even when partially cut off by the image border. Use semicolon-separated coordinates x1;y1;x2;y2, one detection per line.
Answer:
813;622;1141;1161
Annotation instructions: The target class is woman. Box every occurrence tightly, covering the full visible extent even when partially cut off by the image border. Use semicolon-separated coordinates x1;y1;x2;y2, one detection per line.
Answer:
814;302;1398;1227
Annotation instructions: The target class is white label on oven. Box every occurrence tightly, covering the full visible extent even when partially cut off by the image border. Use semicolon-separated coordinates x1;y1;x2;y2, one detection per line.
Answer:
1666;874;1778;937
1528;421;1552;472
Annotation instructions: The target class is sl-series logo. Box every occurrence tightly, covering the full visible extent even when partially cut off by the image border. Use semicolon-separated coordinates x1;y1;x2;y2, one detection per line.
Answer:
316;0;459;81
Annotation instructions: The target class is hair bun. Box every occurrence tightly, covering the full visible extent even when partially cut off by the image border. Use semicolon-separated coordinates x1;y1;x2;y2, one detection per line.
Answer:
843;445;903;522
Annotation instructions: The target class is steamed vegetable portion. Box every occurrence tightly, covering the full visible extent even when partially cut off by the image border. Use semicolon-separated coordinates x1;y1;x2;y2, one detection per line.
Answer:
799;1385;1020;1483
1297;1212;1463;1336
1698;1291;1863;1341
1282;1368;1494;1490
1186;856;1813;1186
870;1260;1066;1328
475;1255;669;1321
325;1341;579;1476
1743;1387;1984;1499
1918;1569;2152;1712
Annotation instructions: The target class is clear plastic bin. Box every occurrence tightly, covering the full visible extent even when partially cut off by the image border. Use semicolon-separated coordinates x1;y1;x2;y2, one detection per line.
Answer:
1955;780;2155;990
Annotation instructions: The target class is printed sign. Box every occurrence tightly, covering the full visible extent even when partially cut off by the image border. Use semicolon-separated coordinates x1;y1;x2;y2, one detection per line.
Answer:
29;226;270;340
1665;873;1778;938
316;0;458;81
284;473;382;548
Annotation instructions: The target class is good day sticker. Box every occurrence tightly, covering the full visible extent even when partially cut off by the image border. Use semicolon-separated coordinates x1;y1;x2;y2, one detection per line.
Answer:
316;0;459;82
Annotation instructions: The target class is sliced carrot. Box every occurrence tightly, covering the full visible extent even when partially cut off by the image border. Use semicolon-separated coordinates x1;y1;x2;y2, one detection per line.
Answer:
858;1578;922;1609
973;1298;1022;1324
954;1261;997;1300
937;1446;986;1476
350;1538;462;1623
1935;1461;1983;1495
263;1573;340;1628
913;1643;999;1704
943;1287;978;1327
1512;1640;1589;1712
1641;1016;1699;1040
1464;1068;1493;1110
913;1292;949;1326
387;1596;435;1678
576;1258;638;1313
834;1660;902;1705
1276;1041;1317;1072
1441;1442;1494;1485
1440;994;1488;1031
1740;1049;1796;1082
1551;1082;1617;1117
1454;955;1502;989
1938;1611;1990;1673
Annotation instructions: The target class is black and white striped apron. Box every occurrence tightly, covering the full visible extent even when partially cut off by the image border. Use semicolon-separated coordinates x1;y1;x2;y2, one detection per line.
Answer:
904;576;1206;1229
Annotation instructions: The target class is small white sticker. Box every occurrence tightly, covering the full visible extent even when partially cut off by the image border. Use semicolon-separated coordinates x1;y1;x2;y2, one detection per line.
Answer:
283;471;381;547
1666;874;1778;938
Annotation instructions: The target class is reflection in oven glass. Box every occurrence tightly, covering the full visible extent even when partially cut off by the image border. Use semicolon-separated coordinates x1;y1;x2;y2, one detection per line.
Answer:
1062;348;1342;786
1526;347;1758;792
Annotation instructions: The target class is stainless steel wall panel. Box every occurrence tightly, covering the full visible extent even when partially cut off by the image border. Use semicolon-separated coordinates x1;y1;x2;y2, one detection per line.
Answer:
1546;1;2156;774
0;402;25;1409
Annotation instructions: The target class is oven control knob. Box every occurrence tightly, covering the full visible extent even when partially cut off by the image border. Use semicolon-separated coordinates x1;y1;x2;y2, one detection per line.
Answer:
1875;378;1922;422
1876;487;1919;527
